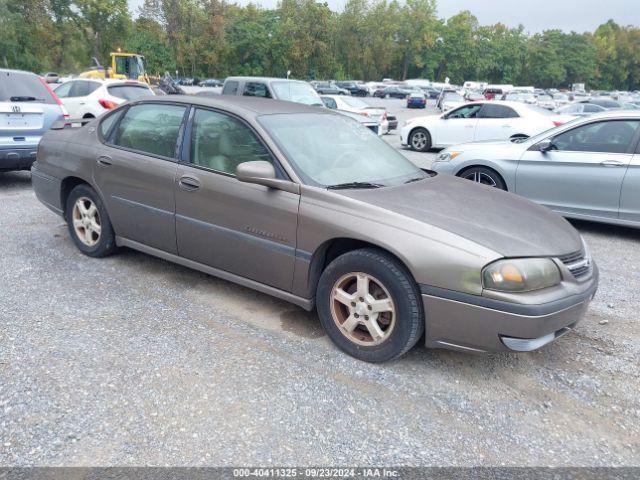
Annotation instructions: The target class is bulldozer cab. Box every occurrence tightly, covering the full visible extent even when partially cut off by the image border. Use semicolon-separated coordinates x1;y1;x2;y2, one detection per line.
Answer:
112;53;147;81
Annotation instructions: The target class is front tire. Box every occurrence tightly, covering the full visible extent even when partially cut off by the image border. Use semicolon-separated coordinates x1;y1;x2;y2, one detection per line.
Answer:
65;184;117;257
316;249;424;363
458;166;506;190
409;127;431;152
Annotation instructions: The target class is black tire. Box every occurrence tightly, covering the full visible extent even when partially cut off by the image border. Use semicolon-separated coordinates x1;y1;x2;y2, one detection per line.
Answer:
316;248;424;363
65;184;117;257
458;166;507;190
408;127;432;152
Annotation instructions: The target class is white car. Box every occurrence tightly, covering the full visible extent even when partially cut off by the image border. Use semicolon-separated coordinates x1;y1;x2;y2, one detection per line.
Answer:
320;95;389;134
400;101;574;152
53;79;154;118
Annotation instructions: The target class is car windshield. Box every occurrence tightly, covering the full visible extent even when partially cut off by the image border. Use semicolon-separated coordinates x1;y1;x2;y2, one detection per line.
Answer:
259;113;426;187
341;97;368;108
272;81;322;106
444;92;463;101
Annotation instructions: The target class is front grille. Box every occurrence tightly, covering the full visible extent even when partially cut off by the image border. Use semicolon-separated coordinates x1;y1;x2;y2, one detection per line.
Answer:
559;250;592;279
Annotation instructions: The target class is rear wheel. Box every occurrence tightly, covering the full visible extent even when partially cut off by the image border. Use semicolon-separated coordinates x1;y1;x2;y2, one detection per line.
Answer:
65;184;117;257
459;166;506;190
316;249;424;363
409;128;431;152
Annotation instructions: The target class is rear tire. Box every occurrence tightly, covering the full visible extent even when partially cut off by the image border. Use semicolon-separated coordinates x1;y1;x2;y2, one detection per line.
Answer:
65;184;117;257
458;166;506;190
316;248;424;363
409;128;432;152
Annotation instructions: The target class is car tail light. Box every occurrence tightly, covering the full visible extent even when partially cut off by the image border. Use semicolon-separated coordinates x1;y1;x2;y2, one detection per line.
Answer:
359;111;370;117
39;76;69;119
552;120;564;127
99;99;118;110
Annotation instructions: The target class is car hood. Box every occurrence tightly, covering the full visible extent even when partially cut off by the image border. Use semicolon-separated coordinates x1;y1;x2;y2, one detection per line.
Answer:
337;174;581;258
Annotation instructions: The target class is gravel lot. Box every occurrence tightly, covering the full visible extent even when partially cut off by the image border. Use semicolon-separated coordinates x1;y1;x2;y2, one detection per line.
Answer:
0;98;639;467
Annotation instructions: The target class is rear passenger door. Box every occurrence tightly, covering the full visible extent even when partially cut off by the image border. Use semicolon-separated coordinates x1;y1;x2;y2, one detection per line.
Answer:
474;104;519;141
174;107;299;291
93;102;188;253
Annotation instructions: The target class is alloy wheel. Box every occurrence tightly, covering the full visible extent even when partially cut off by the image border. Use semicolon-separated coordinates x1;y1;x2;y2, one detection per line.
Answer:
72;197;101;247
462;170;498;187
411;131;428;150
330;272;395;346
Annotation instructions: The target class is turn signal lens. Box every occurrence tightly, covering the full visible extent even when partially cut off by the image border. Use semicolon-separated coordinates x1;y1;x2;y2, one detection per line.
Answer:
483;258;561;292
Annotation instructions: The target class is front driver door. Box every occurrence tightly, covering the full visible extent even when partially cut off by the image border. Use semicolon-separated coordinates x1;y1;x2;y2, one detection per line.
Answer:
436;104;482;146
94;102;187;253
516;119;640;219
174;107;299;291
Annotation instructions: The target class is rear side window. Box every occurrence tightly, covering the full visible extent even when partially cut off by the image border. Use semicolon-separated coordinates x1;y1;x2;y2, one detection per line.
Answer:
112;103;186;158
222;81;239;95
99;109;123;140
107;84;152;101
0;71;55;104
243;82;271;98
479;104;518;118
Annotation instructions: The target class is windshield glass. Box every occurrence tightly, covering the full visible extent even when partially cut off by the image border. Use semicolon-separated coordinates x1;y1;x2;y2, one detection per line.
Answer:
0;71;55;103
341;97;368;108
272;81;322;106
259;113;425;187
522;116;584;144
443;92;463;101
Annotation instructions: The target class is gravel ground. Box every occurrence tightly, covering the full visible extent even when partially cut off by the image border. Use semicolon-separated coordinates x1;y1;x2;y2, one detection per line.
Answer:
0;98;639;467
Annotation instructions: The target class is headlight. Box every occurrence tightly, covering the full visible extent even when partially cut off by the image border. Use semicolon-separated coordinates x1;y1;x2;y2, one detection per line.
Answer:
435;151;462;162
482;258;561;292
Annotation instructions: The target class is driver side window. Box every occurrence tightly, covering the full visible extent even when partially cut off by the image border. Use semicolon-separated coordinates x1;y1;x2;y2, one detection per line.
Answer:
552;120;640;154
446;104;482;119
190;108;273;174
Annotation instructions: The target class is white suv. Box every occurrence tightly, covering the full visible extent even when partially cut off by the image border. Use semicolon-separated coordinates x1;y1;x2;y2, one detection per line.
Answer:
54;79;154;119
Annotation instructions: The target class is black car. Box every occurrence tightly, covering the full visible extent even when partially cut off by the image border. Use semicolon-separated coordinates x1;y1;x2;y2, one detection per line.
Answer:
373;86;410;99
314;82;347;95
336;81;368;97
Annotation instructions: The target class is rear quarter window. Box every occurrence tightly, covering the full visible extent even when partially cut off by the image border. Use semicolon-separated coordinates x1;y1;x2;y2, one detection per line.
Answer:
0;71;55;104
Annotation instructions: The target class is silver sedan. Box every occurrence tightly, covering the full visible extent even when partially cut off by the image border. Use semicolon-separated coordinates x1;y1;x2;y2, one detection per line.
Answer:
431;111;640;228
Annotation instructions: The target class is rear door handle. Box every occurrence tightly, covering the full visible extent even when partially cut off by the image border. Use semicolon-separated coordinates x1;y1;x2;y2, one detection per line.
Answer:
179;175;201;191
600;160;625;167
96;155;112;167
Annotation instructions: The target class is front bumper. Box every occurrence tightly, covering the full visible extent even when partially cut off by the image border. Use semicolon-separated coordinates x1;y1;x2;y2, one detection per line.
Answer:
0;147;37;171
421;264;598;353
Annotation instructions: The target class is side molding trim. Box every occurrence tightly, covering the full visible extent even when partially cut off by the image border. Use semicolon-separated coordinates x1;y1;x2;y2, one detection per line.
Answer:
115;236;314;311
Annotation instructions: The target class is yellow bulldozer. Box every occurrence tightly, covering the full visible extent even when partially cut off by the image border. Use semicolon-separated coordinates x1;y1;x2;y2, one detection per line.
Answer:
80;51;150;84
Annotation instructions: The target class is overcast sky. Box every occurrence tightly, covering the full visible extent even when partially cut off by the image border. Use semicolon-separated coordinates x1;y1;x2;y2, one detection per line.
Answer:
127;0;638;33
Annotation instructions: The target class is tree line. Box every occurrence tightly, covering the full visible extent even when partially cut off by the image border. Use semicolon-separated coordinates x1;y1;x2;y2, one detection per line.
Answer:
2;0;640;90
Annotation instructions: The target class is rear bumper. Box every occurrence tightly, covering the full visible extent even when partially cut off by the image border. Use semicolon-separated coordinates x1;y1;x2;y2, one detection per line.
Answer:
31;163;63;215
421;265;598;353
0;147;37;171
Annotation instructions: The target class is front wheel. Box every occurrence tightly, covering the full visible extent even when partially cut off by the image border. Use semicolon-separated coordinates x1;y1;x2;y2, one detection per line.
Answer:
409;128;431;152
316;249;424;363
459;166;506;190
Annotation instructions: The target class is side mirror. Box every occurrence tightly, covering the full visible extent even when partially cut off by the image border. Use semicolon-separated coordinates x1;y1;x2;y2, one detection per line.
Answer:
235;161;299;194
537;139;554;153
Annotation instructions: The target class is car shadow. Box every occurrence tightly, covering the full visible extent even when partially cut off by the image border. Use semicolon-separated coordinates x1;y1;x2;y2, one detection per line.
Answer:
568;218;640;240
0;170;32;190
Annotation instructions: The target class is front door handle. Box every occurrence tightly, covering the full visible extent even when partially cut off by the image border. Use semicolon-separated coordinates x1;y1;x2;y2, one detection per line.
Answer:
600;160;625;167
179;175;201;191
96;155;112;167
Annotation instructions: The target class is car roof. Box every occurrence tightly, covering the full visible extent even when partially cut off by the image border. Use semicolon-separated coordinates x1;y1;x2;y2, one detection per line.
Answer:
144;95;330;118
0;68;39;76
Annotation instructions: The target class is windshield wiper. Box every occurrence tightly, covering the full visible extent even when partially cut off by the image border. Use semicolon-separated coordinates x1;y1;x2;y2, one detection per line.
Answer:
10;96;42;102
327;181;384;190
404;176;426;184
